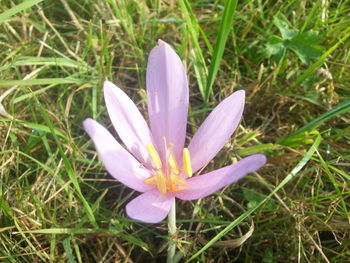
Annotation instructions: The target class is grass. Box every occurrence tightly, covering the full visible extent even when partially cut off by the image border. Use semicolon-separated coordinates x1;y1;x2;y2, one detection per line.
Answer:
1;0;349;262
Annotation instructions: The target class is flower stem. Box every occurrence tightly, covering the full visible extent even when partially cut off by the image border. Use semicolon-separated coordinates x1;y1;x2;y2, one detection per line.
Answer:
167;198;176;263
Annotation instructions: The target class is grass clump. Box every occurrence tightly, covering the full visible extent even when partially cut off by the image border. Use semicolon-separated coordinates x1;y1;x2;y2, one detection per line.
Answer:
1;0;349;262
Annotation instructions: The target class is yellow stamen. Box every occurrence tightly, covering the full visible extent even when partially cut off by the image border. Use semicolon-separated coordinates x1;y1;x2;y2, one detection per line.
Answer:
167;177;174;192
172;185;184;191
170;174;186;185
168;152;180;174
146;144;162;169
156;171;167;194
144;176;157;185
183;148;192;178
144;142;193;194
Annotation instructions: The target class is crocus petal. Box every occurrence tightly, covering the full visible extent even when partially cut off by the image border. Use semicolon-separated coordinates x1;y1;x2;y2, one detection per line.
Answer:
188;90;245;173
175;154;266;200
126;191;174;223
83;118;153;192
104;81;153;167
146;40;189;162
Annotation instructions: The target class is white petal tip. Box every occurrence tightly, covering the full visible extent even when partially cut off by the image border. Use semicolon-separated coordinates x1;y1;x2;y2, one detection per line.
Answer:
103;80;115;91
157;39;168;46
82;118;93;130
83;118;99;138
250;154;267;168
231;90;245;102
154;39;175;54
236;89;245;98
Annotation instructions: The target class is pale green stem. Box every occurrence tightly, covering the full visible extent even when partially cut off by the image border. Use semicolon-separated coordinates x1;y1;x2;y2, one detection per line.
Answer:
167;198;176;263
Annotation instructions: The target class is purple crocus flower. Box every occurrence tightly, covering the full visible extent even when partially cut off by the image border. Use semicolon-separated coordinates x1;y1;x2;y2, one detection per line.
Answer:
83;40;266;223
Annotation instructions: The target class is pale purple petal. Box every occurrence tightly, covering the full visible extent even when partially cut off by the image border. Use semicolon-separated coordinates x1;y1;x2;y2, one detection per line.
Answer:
104;81;153;167
188;90;245;173
175;154;266;200
146;40;189;162
83;118;153;193
126;191;174;223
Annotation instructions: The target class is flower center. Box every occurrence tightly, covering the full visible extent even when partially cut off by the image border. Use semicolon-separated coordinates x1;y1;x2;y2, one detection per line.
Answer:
144;140;192;194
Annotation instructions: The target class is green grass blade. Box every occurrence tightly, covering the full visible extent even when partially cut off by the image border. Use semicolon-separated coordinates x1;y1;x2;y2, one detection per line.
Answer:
13;84;58;104
186;135;322;262
33;97;97;227
20;120;68;139
315;150;348;217
24;228;150;251
16;56;78;67
0;118;68;139
0;57;81;72
13;217;49;261
205;0;238;102
236;143;280;156
328;164;350;181
0;78;83;86
23;228;104;234
63;237;75;263
179;0;207;99
1;149;55;175
280;99;350;142
0;0;44;23
294;29;350;86
0;197;13;217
